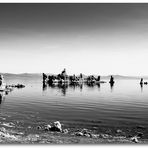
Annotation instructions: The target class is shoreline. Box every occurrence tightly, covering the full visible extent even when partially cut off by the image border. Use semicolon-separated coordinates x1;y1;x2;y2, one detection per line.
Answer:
0;121;148;144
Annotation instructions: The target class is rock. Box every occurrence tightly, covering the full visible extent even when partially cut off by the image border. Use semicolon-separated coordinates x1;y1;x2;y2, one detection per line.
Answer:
116;129;122;133
37;126;42;130
47;124;52;129
44;124;52;131
131;136;139;143
0;128;17;140
0;127;6;132
52;121;62;132
62;129;68;134
84;133;91;137
2;122;15;128
44;127;49;131
81;128;87;132
100;134;111;139
16;132;24;135
90;134;99;138
15;84;25;88
75;132;83;136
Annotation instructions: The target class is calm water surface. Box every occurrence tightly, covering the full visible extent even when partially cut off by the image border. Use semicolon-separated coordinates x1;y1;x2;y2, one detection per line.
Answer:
1;75;148;131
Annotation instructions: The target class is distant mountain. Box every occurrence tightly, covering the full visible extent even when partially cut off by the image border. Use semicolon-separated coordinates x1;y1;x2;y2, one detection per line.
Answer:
0;73;148;80
100;75;141;80
0;73;42;80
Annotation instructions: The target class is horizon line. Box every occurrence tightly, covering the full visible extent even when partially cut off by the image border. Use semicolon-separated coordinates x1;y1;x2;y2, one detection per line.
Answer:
0;72;147;77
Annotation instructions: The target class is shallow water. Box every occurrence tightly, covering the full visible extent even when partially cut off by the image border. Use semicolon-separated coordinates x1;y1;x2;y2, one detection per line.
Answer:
1;75;148;132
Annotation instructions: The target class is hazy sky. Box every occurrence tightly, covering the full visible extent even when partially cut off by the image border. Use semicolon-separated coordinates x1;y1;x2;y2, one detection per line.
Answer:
1;3;148;76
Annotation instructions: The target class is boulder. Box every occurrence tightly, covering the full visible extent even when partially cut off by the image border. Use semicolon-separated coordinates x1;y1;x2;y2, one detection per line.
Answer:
51;121;62;132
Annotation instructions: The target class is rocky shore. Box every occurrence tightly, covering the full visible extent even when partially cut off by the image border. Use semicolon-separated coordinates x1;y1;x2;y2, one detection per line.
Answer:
0;121;148;144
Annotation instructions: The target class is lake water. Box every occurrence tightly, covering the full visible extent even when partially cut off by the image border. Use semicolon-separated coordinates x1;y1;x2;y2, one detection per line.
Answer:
1;75;148;134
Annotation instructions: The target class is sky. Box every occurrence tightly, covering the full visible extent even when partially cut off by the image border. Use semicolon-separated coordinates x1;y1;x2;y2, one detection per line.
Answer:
1;3;148;76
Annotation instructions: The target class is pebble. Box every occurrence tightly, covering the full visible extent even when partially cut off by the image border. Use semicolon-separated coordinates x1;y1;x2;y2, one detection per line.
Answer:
91;134;99;138
100;134;111;138
75;132;83;136
37;126;42;130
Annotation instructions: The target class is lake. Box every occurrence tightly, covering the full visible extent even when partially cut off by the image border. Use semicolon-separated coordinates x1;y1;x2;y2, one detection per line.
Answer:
1;75;148;135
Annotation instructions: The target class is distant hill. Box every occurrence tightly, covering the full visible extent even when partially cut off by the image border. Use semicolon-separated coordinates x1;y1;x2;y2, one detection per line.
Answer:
0;73;148;80
0;73;42;80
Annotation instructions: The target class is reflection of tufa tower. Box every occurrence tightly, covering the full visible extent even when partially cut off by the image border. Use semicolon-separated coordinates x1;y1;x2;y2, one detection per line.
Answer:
0;75;4;86
0;75;6;90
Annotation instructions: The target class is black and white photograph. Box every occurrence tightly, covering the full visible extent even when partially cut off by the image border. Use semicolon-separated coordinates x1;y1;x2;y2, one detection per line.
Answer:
0;2;148;144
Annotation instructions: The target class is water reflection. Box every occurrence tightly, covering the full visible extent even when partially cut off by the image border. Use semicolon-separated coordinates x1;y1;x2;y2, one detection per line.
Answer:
0;92;5;105
96;83;100;91
43;82;104;95
140;83;143;92
42;83;47;91
110;82;114;92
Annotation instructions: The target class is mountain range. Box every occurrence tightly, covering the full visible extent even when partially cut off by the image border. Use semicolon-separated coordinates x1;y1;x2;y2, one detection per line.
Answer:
0;73;147;80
